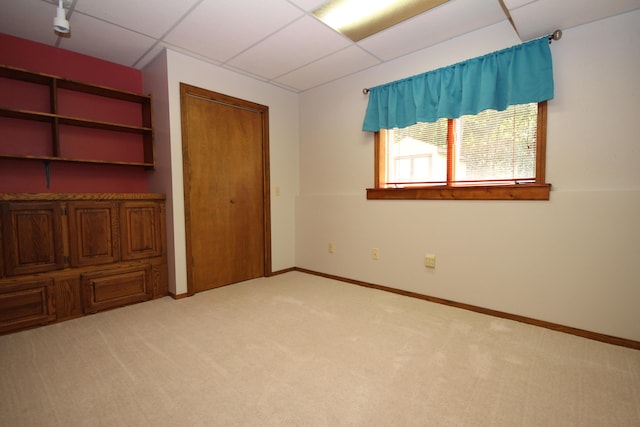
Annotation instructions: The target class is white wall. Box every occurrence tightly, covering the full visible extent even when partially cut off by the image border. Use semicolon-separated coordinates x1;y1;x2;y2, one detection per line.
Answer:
296;12;640;341
142;51;180;293
143;49;299;295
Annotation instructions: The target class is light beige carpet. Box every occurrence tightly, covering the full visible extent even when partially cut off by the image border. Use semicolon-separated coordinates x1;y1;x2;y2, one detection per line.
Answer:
1;271;639;426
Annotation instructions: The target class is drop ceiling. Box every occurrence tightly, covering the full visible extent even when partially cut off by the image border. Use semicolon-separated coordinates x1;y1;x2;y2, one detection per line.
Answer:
1;0;638;92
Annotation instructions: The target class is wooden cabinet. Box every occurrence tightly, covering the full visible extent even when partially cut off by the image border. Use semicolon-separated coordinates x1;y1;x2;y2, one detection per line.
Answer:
0;65;153;168
0;193;167;334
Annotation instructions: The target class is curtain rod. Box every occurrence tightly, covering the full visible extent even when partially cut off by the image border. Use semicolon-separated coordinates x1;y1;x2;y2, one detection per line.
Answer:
362;29;562;95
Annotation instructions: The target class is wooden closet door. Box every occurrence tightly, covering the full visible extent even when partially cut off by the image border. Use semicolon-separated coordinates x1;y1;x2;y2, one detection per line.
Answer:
180;84;270;293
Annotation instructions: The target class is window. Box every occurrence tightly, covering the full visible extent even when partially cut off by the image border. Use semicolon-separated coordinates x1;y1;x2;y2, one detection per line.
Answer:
368;102;550;200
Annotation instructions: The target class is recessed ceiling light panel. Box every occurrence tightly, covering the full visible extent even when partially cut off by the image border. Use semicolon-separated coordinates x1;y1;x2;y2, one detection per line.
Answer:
313;0;450;42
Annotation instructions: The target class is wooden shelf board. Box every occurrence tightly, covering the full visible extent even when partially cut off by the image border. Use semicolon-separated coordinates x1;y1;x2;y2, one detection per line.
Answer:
0;108;55;122
0;65;150;103
0;108;151;134
0;154;154;168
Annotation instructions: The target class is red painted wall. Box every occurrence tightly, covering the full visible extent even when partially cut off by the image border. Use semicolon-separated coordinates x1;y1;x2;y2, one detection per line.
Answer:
0;33;149;193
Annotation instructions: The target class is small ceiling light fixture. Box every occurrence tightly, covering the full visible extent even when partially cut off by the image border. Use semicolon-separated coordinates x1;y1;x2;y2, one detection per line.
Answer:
313;0;449;42
53;0;70;34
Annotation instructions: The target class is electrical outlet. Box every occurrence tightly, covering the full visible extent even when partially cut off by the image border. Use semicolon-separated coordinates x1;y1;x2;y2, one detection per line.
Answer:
328;243;334;254
372;248;379;260
424;254;436;268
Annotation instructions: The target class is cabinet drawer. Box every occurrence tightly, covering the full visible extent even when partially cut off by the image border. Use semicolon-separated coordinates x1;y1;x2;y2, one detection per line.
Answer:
1;202;64;276
81;264;152;313
0;278;56;334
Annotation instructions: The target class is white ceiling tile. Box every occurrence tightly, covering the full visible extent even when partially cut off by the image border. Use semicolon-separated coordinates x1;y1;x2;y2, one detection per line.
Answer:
58;13;156;67
134;43;171;70
275;45;381;91
0;0;61;46
510;0;640;41
228;15;351;79
287;0;327;11
136;42;224;72
501;0;537;9
74;0;201;38
359;0;506;61
164;0;304;62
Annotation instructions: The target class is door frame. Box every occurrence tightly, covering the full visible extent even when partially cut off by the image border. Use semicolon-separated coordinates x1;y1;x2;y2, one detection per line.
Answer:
179;83;272;295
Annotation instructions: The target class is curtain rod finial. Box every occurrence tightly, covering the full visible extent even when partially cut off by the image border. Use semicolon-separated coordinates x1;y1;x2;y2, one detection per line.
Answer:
548;29;562;43
363;88;369;94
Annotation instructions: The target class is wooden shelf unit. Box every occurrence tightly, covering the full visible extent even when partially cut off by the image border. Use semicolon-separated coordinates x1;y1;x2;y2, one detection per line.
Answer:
0;65;154;168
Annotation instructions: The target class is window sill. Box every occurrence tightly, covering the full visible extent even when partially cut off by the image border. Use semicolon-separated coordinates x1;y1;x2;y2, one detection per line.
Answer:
366;183;551;200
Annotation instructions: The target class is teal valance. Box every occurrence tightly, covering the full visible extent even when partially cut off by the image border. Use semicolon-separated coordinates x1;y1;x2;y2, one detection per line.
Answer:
362;37;554;132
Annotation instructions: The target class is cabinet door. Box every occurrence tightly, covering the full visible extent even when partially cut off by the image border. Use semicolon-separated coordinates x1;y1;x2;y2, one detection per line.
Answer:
1;202;64;276
81;264;152;313
68;202;119;267
0;213;4;277
54;274;82;321
0;278;56;334
120;202;162;260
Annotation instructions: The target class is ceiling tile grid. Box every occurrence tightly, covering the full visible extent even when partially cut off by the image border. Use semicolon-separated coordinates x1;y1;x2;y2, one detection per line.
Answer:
1;0;638;92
